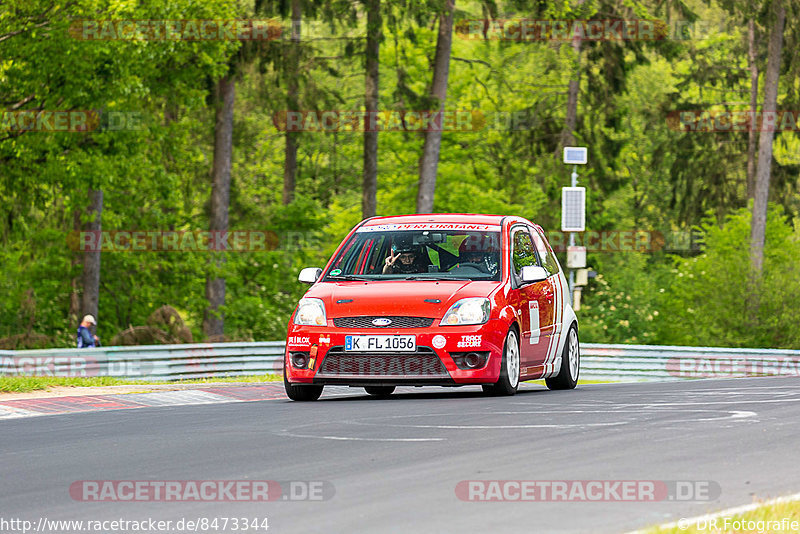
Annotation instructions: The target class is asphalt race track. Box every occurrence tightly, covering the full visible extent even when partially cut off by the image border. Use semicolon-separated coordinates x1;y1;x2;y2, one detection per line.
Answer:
2;377;800;534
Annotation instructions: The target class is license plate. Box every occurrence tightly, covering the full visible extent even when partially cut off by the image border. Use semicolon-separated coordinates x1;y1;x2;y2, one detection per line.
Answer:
344;335;416;352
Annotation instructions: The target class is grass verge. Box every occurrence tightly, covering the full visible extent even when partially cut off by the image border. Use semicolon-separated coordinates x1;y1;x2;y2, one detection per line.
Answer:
644;497;800;533
0;374;282;393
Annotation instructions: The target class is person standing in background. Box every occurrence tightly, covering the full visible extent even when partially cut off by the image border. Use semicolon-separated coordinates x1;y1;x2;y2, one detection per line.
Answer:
77;314;100;348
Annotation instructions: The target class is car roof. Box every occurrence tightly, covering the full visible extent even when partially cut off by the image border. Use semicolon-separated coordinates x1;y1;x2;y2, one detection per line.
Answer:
362;213;516;227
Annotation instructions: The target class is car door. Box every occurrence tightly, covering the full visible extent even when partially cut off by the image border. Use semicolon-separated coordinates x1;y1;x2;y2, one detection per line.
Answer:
509;225;554;376
532;226;566;375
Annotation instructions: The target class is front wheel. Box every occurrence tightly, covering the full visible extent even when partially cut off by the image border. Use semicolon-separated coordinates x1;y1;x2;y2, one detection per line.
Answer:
483;328;520;396
284;368;324;401
545;324;579;390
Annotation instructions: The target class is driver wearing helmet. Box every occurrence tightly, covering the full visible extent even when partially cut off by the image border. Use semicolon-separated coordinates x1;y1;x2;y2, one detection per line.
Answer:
383;244;426;274
454;234;499;275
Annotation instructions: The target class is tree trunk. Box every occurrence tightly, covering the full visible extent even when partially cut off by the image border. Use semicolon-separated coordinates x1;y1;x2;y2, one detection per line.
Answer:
80;188;102;321
560;18;583;149
204;75;235;339
746;18;759;200
283;0;302;205
283;131;298;205
362;0;381;219
416;0;455;214
749;0;785;276
69;208;82;325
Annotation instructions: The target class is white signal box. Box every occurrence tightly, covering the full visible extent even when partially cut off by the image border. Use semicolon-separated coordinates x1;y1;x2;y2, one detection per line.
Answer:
574;267;589;286
561;187;586;232
567;246;587;269
573;286;583;311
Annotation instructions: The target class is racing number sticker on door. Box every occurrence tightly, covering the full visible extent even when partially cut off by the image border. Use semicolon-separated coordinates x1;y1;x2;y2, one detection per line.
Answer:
529;300;540;344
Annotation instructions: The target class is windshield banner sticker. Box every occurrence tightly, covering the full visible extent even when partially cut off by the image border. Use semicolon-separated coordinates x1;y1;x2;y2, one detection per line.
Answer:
357;223;501;233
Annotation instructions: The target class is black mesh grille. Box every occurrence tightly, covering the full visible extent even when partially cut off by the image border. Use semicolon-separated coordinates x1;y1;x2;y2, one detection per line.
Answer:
332;316;435;328
319;347;448;377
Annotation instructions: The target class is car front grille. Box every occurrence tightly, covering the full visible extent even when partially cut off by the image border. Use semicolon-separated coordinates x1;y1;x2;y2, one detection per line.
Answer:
332;316;435;329
317;346;449;378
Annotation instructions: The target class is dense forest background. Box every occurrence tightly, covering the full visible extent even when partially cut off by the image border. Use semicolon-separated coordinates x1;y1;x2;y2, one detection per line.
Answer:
1;0;799;349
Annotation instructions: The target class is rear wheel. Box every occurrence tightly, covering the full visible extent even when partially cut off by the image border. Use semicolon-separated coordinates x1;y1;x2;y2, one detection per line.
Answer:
482;328;520;396
364;386;395;397
284;368;324;401
545;324;579;390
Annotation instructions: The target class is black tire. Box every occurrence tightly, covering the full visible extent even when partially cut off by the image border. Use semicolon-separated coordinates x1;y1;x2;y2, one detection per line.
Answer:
284;369;324;401
545;324;579;390
483;328;520;396
481;384;497;395
364;385;396;397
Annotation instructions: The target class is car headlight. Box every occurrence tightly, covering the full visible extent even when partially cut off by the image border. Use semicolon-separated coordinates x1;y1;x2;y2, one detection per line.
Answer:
441;298;490;325
294;298;327;326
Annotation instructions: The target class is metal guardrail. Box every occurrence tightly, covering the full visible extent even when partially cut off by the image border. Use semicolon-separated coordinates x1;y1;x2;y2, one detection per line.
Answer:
0;342;285;381
581;343;800;382
2;342;799;382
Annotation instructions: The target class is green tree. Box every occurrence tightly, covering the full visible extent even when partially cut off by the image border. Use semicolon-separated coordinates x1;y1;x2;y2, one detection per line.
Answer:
657;205;800;348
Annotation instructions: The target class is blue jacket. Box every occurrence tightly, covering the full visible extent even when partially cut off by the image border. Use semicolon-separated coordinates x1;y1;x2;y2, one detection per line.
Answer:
77;325;95;348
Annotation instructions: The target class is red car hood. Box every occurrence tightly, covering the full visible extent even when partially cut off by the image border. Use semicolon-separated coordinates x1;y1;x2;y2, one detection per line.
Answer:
305;280;499;318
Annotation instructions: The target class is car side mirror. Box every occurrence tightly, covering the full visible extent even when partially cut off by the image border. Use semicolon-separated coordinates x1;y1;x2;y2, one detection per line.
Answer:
298;267;323;284
520;265;548;283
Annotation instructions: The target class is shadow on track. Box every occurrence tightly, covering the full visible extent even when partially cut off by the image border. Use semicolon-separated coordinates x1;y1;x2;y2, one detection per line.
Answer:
301;385;554;403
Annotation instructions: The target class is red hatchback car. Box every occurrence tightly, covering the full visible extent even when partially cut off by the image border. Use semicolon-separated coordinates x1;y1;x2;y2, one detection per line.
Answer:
284;214;579;401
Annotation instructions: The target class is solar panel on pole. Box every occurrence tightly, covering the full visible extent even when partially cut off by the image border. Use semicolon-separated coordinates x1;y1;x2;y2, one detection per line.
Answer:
561;187;585;232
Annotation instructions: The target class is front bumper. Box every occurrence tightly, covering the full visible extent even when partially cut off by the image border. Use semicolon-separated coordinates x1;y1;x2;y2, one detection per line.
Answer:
285;319;507;386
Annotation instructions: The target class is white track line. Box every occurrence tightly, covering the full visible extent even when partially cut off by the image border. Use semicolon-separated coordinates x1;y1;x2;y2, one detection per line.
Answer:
628;491;800;533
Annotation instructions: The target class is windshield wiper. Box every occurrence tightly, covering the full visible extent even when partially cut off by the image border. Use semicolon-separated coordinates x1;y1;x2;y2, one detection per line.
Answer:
327;274;373;281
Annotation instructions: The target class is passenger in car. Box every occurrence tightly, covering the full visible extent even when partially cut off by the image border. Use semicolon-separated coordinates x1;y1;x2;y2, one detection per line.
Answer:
452;234;500;276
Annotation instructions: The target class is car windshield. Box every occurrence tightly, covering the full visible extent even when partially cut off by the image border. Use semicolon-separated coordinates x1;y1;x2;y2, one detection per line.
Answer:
323;228;502;281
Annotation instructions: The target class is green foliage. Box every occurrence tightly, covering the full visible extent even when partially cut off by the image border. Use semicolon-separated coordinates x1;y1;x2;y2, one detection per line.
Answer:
1;0;798;348
581;205;800;349
655;205;800;348
578;254;670;345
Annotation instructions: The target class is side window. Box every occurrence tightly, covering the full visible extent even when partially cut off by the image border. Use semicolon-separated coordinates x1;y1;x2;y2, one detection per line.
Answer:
511;227;538;278
533;227;560;275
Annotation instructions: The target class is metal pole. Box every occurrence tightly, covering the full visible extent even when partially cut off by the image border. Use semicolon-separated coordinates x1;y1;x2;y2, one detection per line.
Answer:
568;165;578;306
